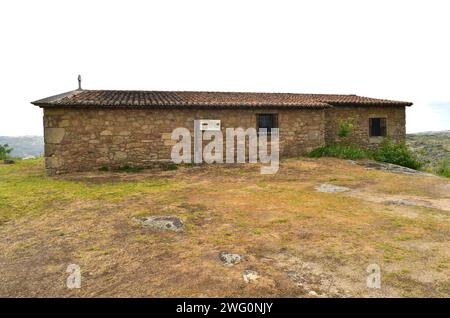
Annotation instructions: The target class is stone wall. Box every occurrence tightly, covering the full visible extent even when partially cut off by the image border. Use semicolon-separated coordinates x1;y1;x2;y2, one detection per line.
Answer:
43;108;326;175
324;106;406;147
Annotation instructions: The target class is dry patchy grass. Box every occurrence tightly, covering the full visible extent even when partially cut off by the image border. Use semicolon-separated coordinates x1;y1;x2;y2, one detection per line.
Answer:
0;158;449;297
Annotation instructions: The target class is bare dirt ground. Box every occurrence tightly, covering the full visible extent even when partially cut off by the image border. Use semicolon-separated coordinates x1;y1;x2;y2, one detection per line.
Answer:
0;158;449;297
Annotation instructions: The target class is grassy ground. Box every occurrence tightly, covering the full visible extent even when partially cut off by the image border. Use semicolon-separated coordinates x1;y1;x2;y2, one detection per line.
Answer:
0;158;449;297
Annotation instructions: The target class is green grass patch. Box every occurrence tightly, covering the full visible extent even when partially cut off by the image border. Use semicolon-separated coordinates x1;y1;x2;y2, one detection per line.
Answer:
0;158;181;224
377;242;407;262
394;233;424;241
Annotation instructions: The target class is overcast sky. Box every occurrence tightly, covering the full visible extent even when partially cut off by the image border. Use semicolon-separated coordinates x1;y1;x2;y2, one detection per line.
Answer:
1;0;449;136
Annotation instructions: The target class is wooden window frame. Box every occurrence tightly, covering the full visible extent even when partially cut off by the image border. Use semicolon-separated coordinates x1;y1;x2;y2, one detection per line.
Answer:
256;113;278;135
369;117;387;137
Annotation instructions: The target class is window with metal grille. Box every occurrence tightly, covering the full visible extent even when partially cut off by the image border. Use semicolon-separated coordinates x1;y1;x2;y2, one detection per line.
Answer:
256;114;278;134
369;118;387;137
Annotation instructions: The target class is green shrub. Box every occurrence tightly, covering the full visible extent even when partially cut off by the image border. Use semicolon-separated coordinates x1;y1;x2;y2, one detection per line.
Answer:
436;158;450;178
373;139;422;170
309;144;369;160
98;165;109;172
337;117;356;138
0;144;13;160
165;163;178;171
309;139;422;171
114;165;144;173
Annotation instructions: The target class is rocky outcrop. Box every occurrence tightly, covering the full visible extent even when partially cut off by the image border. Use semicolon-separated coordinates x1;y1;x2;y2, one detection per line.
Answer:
219;252;243;266
134;215;185;232
315;183;351;193
358;161;434;176
242;270;259;283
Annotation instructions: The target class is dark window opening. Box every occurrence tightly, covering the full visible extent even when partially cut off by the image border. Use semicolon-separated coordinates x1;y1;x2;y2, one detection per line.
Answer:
369;118;387;137
256;114;278;134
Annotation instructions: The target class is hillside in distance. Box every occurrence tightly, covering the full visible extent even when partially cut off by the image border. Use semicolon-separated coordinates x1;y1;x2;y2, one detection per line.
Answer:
406;130;450;170
0;136;44;158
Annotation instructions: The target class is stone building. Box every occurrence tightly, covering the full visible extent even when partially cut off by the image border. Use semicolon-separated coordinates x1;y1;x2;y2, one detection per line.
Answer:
32;89;412;175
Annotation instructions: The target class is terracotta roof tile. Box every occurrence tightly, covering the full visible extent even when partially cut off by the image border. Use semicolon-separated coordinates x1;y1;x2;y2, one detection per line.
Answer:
32;90;413;108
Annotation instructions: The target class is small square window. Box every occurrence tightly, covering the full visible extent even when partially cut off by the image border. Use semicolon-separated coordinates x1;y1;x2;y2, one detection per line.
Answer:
369;118;387;137
256;114;278;134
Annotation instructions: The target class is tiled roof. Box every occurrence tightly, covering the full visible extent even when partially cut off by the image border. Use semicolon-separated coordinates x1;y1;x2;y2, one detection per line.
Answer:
32;90;413;108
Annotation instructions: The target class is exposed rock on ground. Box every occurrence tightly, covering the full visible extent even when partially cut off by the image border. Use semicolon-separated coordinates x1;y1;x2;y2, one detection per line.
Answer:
275;253;348;298
219;252;243;266
134;215;185;232
315;183;350;193
242;270;259;283
358;161;434;176
384;198;432;208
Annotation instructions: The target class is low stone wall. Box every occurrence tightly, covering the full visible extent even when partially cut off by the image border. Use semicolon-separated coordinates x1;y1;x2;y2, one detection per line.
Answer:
43;108;326;175
324;106;406;147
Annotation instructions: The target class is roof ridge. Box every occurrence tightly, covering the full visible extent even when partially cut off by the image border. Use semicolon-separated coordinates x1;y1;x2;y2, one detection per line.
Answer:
75;89;361;96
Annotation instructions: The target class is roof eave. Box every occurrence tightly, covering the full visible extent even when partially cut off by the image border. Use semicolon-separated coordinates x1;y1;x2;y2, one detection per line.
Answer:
328;102;413;107
31;89;83;107
32;103;332;109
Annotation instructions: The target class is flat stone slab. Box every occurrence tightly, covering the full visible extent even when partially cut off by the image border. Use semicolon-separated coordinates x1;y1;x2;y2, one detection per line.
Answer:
358;161;434;176
243;270;259;283
315;183;350;193
384;198;432;208
134;215;185;232
219;251;243;266
44;127;65;144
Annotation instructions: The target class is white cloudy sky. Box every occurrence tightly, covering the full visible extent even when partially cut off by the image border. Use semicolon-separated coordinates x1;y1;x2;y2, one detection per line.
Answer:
1;0;449;136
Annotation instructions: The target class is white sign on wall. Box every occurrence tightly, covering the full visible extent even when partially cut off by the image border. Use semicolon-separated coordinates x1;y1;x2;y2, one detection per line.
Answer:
199;119;221;131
